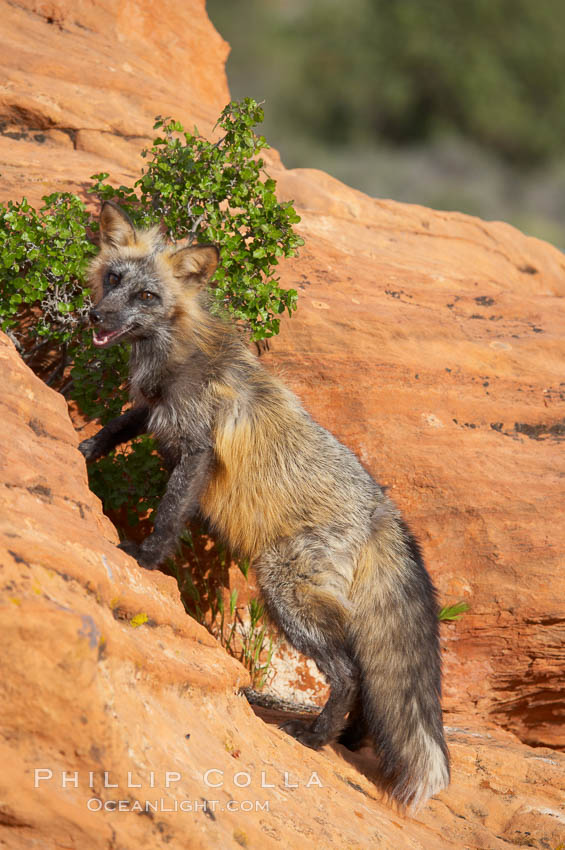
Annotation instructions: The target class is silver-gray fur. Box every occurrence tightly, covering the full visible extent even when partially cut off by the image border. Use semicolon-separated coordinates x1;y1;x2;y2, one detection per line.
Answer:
79;202;450;809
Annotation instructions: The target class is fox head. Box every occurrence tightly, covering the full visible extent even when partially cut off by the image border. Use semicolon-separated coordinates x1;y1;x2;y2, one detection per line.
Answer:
87;201;219;349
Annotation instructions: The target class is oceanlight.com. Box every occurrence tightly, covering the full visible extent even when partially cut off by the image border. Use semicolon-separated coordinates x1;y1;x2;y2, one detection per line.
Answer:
87;798;270;814
33;768;324;814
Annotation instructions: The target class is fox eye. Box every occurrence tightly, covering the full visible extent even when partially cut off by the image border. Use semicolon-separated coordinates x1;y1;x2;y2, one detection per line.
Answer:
139;291;155;302
107;271;121;287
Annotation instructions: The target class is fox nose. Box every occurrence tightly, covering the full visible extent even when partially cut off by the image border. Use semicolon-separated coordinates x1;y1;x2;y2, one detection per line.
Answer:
89;307;103;325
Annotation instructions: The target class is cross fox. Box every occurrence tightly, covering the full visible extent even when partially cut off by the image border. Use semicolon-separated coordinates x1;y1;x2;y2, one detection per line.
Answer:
79;201;450;809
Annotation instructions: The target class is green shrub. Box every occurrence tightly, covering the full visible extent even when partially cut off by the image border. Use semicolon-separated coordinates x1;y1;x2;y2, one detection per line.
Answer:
0;193;96;384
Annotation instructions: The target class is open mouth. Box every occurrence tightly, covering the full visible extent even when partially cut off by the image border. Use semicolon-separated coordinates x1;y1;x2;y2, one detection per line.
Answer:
92;327;130;348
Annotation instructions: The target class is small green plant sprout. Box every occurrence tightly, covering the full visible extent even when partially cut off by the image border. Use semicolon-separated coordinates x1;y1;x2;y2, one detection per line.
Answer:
237;558;250;580
239;599;275;689
438;601;470;622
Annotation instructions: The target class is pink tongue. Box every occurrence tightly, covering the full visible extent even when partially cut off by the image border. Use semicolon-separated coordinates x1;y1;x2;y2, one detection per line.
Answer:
93;330;116;347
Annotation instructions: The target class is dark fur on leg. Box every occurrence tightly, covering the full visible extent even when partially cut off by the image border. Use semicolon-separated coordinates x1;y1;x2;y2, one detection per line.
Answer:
280;674;358;749
79;406;149;461
338;696;369;751
121;447;213;569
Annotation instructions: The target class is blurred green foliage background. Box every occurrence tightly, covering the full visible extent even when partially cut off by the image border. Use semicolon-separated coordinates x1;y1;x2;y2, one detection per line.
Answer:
207;0;565;247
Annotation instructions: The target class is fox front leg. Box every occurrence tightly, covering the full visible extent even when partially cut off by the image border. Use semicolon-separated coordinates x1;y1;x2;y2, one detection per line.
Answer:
79;406;149;462
120;445;213;570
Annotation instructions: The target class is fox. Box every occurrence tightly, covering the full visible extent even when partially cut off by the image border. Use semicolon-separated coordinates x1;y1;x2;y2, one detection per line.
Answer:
79;201;450;810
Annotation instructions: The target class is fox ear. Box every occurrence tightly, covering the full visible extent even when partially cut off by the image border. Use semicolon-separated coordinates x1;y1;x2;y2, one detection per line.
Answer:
168;243;219;288
99;201;136;249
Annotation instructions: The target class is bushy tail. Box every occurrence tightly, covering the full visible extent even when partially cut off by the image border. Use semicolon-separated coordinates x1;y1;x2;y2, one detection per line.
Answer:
349;513;450;810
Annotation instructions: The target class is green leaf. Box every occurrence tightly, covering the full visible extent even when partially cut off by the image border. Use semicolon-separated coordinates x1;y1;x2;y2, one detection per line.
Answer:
438;601;470;622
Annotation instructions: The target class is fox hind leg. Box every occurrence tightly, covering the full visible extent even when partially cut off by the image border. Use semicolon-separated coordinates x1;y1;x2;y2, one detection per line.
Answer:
256;541;359;749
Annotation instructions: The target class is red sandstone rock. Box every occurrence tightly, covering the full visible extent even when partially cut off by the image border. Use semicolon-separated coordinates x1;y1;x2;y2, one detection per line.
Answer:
1;330;564;849
1;0;564;844
0;0;228;205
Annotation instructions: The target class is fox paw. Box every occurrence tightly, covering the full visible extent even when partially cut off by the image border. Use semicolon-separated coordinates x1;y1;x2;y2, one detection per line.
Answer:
78;436;101;462
279;719;324;750
118;540;141;559
118;540;160;570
